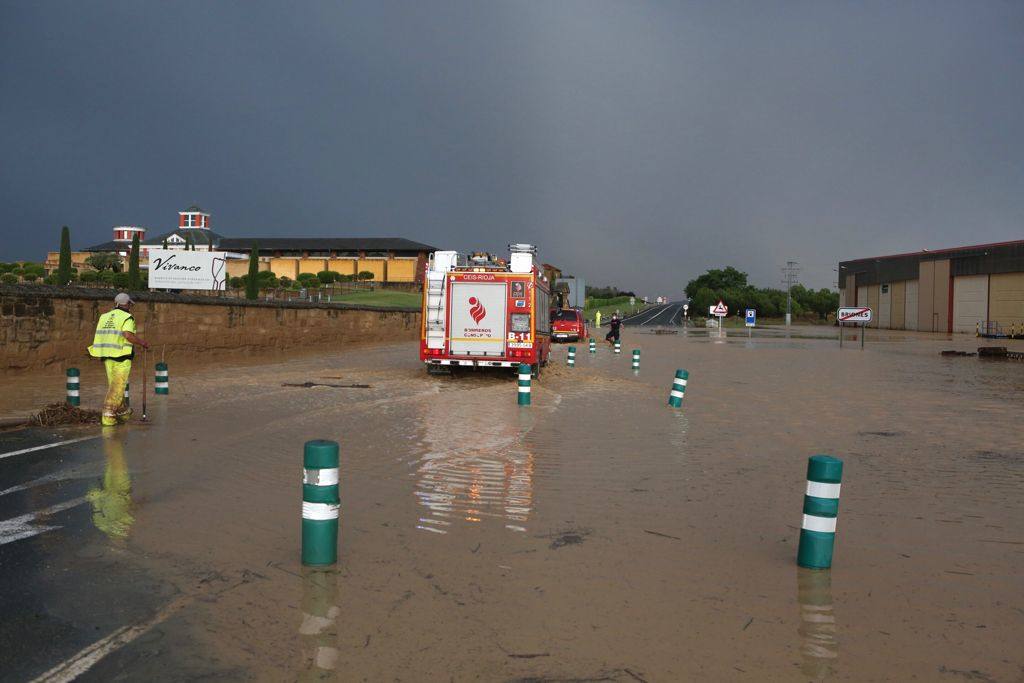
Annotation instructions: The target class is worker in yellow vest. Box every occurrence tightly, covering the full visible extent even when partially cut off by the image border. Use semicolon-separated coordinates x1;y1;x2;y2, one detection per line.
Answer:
595;310;602;329
88;293;149;426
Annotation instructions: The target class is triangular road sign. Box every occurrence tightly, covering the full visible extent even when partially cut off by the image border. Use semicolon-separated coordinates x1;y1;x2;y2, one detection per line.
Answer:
712;300;728;316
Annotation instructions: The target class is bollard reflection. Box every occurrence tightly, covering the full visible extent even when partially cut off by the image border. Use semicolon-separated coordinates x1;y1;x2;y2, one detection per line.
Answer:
86;425;134;540
298;568;340;681
797;567;838;679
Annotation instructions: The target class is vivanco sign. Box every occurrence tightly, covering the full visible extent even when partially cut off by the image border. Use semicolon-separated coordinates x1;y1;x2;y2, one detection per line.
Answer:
148;249;228;291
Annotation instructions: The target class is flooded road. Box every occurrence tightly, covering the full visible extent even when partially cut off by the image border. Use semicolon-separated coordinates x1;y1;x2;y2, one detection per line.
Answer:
2;330;1022;681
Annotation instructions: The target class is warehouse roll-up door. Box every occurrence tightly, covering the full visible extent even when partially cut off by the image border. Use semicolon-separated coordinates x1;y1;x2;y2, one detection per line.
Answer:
989;273;1024;328
904;280;918;330
952;274;988;333
878;284;892;329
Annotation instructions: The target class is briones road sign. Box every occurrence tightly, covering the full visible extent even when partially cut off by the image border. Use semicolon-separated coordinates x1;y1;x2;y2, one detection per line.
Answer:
837;307;872;323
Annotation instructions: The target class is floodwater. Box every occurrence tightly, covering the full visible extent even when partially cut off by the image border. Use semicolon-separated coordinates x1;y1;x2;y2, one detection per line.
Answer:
2;328;1023;681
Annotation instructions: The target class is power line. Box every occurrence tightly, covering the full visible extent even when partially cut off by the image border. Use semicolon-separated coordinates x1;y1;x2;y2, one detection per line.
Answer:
781;260;801;326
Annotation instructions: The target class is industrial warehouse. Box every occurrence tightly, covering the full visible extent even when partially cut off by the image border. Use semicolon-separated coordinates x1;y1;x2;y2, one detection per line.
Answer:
838;240;1024;334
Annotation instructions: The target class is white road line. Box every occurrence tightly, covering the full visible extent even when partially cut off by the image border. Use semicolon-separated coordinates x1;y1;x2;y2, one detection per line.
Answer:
0;435;100;461
0;467;98;497
642;303;682;326
0;496;87;546
631;304;671;326
32;595;192;683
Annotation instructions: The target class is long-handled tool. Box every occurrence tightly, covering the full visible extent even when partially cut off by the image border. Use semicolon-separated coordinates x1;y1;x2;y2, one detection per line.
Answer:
141;347;148;421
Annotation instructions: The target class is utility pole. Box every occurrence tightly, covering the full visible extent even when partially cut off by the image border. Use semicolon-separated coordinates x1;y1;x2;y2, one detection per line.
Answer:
781;261;801;327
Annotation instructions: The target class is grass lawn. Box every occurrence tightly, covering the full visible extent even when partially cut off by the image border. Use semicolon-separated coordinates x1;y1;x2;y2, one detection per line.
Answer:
331;290;421;308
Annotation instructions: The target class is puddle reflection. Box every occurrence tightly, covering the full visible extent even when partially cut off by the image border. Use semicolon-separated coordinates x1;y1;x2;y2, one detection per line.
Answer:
413;390;535;534
298;568;340;681
86;426;134;540
797;568;838;678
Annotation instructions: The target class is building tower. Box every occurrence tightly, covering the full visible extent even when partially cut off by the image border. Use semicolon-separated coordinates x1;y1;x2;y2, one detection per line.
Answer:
111;226;147;257
179;205;211;230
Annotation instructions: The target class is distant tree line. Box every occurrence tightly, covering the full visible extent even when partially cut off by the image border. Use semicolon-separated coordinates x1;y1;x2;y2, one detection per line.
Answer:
585;285;635;299
685;266;838;320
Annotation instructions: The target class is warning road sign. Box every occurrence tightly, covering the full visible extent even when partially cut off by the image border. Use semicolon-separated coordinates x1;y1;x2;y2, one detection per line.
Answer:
837;307;872;323
711;300;728;317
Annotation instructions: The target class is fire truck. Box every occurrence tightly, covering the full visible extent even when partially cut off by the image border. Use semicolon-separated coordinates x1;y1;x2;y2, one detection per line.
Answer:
420;244;552;374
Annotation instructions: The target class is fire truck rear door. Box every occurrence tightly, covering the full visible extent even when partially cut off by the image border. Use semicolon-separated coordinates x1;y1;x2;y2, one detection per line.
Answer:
449;281;507;356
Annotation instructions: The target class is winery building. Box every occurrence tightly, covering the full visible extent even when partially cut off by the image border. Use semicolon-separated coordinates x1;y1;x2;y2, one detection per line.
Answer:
56;205;436;283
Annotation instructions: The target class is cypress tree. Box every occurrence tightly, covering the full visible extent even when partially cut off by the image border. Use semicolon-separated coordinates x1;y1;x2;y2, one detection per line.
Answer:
57;225;72;285
245;244;260;300
163;237;168;249
128;232;141;289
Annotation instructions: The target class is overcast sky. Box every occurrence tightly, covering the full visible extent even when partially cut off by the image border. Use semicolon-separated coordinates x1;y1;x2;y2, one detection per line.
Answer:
2;2;1022;295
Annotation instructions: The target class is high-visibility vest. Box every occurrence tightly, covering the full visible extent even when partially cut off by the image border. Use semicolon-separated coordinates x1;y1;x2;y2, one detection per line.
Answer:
88;308;135;358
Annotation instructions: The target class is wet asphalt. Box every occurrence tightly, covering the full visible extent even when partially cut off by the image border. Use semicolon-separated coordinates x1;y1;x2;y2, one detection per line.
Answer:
621;301;686;326
0;427;172;681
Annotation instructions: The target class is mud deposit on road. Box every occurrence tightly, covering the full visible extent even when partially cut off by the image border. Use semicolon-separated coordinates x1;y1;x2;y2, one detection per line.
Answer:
6;332;1024;681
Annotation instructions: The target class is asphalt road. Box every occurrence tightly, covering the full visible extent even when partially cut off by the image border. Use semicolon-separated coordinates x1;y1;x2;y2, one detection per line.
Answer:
621;301;687;326
0;426;174;682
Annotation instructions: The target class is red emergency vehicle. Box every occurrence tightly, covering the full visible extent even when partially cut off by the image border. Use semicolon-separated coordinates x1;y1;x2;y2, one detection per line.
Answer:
420;244;552;374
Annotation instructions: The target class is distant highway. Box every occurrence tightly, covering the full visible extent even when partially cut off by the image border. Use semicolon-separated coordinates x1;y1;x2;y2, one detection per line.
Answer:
621;301;687;327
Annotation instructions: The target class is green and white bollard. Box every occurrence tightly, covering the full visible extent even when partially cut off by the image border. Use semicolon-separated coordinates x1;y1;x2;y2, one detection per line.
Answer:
302;440;340;566
154;362;169;394
66;368;80;406
631;349;640;371
668;369;688;407
567;346;576;367
797;455;843;569
123;381;130;408
614;340;621;354
589;338;596;353
517;363;531;406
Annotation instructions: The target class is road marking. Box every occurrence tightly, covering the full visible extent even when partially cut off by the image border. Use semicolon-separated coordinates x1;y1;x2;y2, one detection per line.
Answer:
0;496;87;546
0;435;100;461
0;466;97;497
31;595;192;683
635;305;669;326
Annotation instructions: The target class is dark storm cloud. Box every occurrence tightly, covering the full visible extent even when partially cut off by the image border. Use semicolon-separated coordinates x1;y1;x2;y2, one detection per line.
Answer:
2;1;1022;294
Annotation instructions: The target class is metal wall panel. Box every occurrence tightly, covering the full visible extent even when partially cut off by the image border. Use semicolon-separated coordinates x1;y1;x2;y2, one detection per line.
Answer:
905;279;919;330
891;281;906;329
867;284;880;328
918;261;936;331
952;274;989;333
989;272;1024;327
935;259;951;333
856;285;867;308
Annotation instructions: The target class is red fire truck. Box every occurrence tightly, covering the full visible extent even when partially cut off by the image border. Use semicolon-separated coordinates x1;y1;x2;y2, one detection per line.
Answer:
420;244;552;374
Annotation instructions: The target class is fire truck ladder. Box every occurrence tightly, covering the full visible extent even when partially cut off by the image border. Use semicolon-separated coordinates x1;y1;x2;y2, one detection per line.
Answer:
425;270;447;350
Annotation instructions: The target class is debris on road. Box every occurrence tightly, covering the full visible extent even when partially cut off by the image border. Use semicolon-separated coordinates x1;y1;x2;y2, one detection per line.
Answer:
29;402;101;426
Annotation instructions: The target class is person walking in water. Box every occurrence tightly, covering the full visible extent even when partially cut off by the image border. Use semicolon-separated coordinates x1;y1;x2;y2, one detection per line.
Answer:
605;312;622;346
88;293;149;426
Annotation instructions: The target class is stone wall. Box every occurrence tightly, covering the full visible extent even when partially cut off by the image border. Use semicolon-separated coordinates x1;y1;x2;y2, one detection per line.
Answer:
0;284;421;373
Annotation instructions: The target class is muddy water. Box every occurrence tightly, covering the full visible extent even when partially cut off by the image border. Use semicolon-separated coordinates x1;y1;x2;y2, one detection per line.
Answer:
12;331;1024;680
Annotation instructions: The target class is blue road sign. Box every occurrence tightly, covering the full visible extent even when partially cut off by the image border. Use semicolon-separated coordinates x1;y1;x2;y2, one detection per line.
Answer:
745;309;756;327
